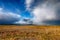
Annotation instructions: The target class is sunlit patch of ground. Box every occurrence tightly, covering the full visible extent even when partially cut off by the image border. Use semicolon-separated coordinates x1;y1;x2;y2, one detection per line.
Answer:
0;25;60;40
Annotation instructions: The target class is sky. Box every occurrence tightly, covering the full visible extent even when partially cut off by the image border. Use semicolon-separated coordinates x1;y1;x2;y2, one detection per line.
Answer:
0;0;60;25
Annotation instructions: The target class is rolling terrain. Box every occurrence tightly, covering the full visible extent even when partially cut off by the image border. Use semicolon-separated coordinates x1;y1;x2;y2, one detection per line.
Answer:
0;25;60;40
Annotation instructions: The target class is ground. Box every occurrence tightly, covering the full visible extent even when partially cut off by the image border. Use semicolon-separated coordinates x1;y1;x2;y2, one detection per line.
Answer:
0;25;60;40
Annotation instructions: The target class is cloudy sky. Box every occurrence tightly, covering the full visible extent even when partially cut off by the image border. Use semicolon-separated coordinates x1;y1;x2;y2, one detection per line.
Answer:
0;0;60;25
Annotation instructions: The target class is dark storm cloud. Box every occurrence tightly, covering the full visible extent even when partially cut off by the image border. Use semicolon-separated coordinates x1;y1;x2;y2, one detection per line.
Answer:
43;20;60;25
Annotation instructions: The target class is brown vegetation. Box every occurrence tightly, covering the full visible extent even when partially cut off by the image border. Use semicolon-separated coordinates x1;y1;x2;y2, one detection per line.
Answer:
0;25;60;40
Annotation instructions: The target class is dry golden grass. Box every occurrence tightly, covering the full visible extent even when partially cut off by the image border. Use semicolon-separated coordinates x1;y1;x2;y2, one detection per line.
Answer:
0;25;60;40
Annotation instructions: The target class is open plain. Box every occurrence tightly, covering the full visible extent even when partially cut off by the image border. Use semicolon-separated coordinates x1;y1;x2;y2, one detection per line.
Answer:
0;25;60;40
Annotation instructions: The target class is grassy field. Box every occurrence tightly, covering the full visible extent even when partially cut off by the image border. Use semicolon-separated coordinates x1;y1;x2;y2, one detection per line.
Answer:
0;25;60;40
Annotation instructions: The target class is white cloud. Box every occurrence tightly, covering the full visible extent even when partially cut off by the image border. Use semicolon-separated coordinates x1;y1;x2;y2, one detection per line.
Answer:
0;10;21;20
0;7;32;24
25;0;34;11
15;20;30;24
32;2;57;25
25;0;60;25
0;8;21;24
15;17;32;24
